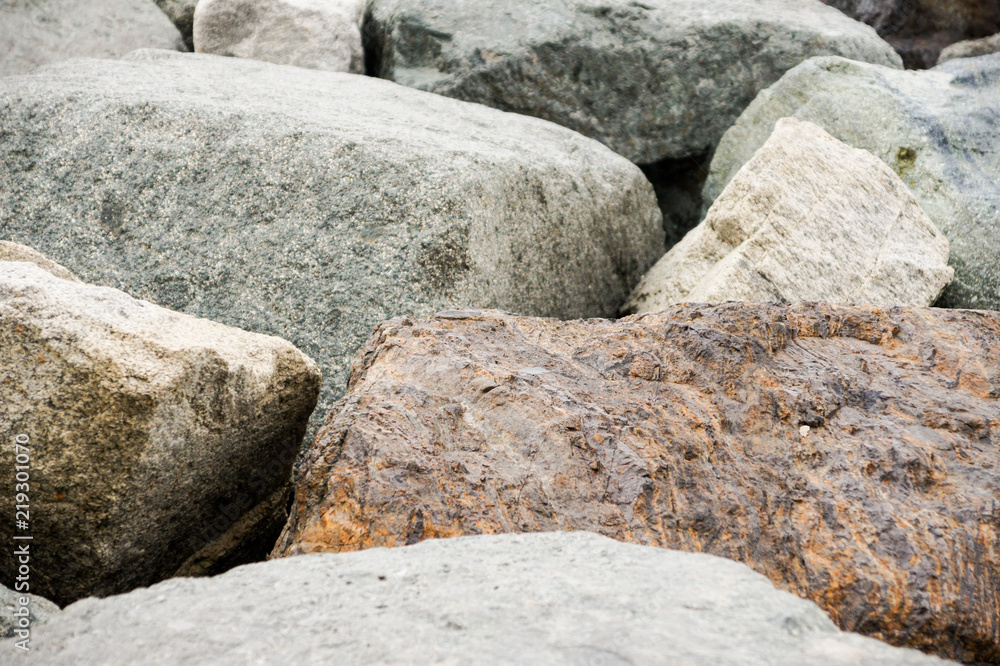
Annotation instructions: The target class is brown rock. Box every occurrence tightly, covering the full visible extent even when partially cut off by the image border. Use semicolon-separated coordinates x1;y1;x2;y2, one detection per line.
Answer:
275;304;1000;664
821;0;1000;68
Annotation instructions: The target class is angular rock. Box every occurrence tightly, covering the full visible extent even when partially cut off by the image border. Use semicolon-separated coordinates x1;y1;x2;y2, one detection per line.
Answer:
0;258;321;606
276;305;1000;663
0;50;663;439
18;533;946;665
624;118;953;313
0;0;185;78
194;0;364;74
938;32;1000;64
153;0;198;50
821;0;1000;68
365;0;901;167
1;584;59;641
0;242;79;282
704;54;1000;311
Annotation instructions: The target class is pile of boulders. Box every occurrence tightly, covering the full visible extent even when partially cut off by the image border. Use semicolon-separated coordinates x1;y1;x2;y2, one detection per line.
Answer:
2;1;998;663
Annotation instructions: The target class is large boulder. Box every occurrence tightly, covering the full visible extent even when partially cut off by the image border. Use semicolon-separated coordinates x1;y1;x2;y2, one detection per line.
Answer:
938;33;1000;64
194;0;365;74
275;305;1000;663
0;0;185;78
624;118;953;313
365;0;901;238
0;255;321;606
704;54;1000;311
820;0;1000;68
17;532;946;665
0;50;663;439
153;0;198;50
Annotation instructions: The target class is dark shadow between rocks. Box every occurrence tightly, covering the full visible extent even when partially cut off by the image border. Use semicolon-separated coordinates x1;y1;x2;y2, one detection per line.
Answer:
638;151;713;250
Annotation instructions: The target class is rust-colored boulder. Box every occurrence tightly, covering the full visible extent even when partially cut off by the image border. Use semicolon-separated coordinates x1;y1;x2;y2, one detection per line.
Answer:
274;304;1000;663
821;0;1000;68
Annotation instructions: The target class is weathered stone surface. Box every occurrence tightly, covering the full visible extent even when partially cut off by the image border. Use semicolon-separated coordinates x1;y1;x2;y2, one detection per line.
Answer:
153;0;198;50
276;305;1000;663
938;33;1000;64
194;0;364;74
821;0;1000;68
625;118;953;313
0;241;79;282
0;0;185;78
0;50;663;439
1;584;58;641
14;533;947;665
704;55;1000;311
366;0;901;167
0;258;321;606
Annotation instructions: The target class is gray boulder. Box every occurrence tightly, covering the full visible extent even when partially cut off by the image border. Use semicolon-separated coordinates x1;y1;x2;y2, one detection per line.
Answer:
0;50;664;439
938;33;1000;64
194;0;365;74
704;54;1000;310
625;118;953;313
0;0;185;78
365;0;901;237
0;257;321;606
1;584;58;641
153;0;199;50
17;532;947;665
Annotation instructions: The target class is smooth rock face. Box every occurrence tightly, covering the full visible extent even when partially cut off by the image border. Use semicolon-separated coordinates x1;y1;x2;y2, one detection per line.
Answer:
194;0;364;74
0;259;321;606
366;0;902;166
153;0;198;50
0;50;663;439
0;242;79;282
821;0;1000;67
1;584;59;640
16;533;946;665
704;55;1000;311
276;305;1000;663
938;33;1000;64
624;118;953;313
0;0;185;78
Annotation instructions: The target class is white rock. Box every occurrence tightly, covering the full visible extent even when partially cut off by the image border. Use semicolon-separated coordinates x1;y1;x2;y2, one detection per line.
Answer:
194;0;365;73
624;118;953;313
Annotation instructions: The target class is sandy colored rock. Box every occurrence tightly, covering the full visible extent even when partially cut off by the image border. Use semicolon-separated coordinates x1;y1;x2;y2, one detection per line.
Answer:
0;242;79;282
938;32;1000;64
0;0;185;78
705;55;1000;311
17;533;947;665
276;305;1000;663
624;118;952;313
0;259;321;606
194;0;364;73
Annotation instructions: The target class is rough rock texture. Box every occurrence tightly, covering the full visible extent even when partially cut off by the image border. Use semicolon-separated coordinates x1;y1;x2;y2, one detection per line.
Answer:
938;33;1000;64
154;0;198;50
624;118;953;313
365;0;901;167
0;259;321;606
0;0;185;78
821;0;1000;68
194;0;364;74
0;241;79;282
14;533;947;665
1;584;59;640
704;55;1000;312
275;305;1000;663
0;50;663;440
